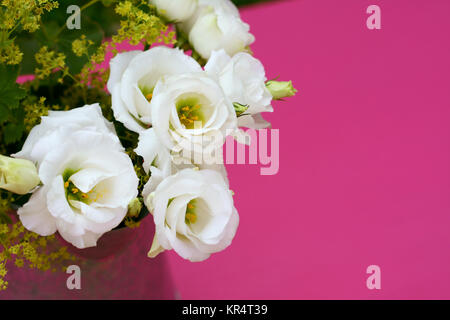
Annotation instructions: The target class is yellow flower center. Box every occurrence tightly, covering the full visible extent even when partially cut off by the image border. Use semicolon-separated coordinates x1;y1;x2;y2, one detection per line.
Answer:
62;168;104;206
177;104;202;129
185;199;197;224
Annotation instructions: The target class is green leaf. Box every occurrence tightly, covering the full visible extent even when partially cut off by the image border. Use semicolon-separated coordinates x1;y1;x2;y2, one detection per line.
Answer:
16;0;119;75
0;106;11;125
3;123;25;145
0;65;26;124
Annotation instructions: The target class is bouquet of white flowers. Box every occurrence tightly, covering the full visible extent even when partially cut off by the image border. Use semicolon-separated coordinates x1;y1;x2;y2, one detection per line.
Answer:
0;0;295;293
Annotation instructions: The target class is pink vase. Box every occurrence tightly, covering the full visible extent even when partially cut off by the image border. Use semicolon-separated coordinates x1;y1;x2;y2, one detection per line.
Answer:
0;216;176;300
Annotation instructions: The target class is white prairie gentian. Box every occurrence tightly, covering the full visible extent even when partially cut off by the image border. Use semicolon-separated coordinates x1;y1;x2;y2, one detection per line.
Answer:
180;0;255;59
107;46;202;133
145;168;239;262
0;155;40;195
15;103;118;163
151;72;237;153
205;49;273;129
13;104;139;249
151;0;198;22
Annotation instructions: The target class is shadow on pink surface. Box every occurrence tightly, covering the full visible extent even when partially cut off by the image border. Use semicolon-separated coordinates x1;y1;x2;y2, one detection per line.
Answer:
0;215;175;299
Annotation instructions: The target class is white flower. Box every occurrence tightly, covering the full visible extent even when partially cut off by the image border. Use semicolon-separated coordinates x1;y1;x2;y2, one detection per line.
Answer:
151;72;237;154
145;168;239;262
0;155;40;195
151;0;198;22
15;103;118;163
136;128;229;199
180;0;255;59
14;104;139;249
107;46;202;133
205;49;273;129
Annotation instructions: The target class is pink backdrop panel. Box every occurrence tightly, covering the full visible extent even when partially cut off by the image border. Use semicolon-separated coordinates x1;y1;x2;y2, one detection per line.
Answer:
167;0;450;299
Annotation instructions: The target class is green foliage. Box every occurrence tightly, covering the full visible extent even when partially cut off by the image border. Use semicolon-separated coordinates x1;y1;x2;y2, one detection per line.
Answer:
0;219;78;291
0;0;59;65
0;65;27;147
0;66;26;113
16;0;116;75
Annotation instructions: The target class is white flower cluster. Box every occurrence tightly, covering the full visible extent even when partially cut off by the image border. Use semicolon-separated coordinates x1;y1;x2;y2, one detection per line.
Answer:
106;43;274;261
152;0;255;59
3;0;296;262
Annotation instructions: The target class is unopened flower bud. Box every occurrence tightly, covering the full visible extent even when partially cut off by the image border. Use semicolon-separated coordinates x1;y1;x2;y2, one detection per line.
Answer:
233;102;249;117
266;80;297;100
0;155;40;194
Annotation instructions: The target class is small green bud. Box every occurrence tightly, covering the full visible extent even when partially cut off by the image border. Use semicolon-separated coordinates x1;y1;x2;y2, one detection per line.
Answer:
233;102;249;117
127;197;143;218
0;155;40;195
266;80;297;100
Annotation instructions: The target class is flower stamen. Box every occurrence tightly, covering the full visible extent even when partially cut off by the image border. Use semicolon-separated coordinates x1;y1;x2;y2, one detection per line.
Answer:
185;212;197;224
177;103;204;129
185;199;197;224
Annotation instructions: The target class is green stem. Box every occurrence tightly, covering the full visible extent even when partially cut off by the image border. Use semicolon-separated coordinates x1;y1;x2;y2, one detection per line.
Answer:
7;23;20;37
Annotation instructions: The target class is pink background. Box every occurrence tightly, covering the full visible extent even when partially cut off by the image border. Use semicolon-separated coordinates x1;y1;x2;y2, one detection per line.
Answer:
166;0;450;299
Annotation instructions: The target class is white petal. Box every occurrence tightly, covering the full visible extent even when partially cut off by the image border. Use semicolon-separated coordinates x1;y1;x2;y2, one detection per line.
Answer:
78;202;126;233
13;104;118;165
204;49;231;77
12;123;46;162
151;0;197;21
141;165;168;199
111;83;148;133
46;175;80;227
59;228;102;249
135;128;171;174
92;172;138;209
166;194;192;235
17;186;57;236
165;228;211;262
47;103;116;135
187;3;254;59
237;113;271;129
69;167;115;193
38;130;124;185
203;207;239;253
148;233;165;258
107;50;142;93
